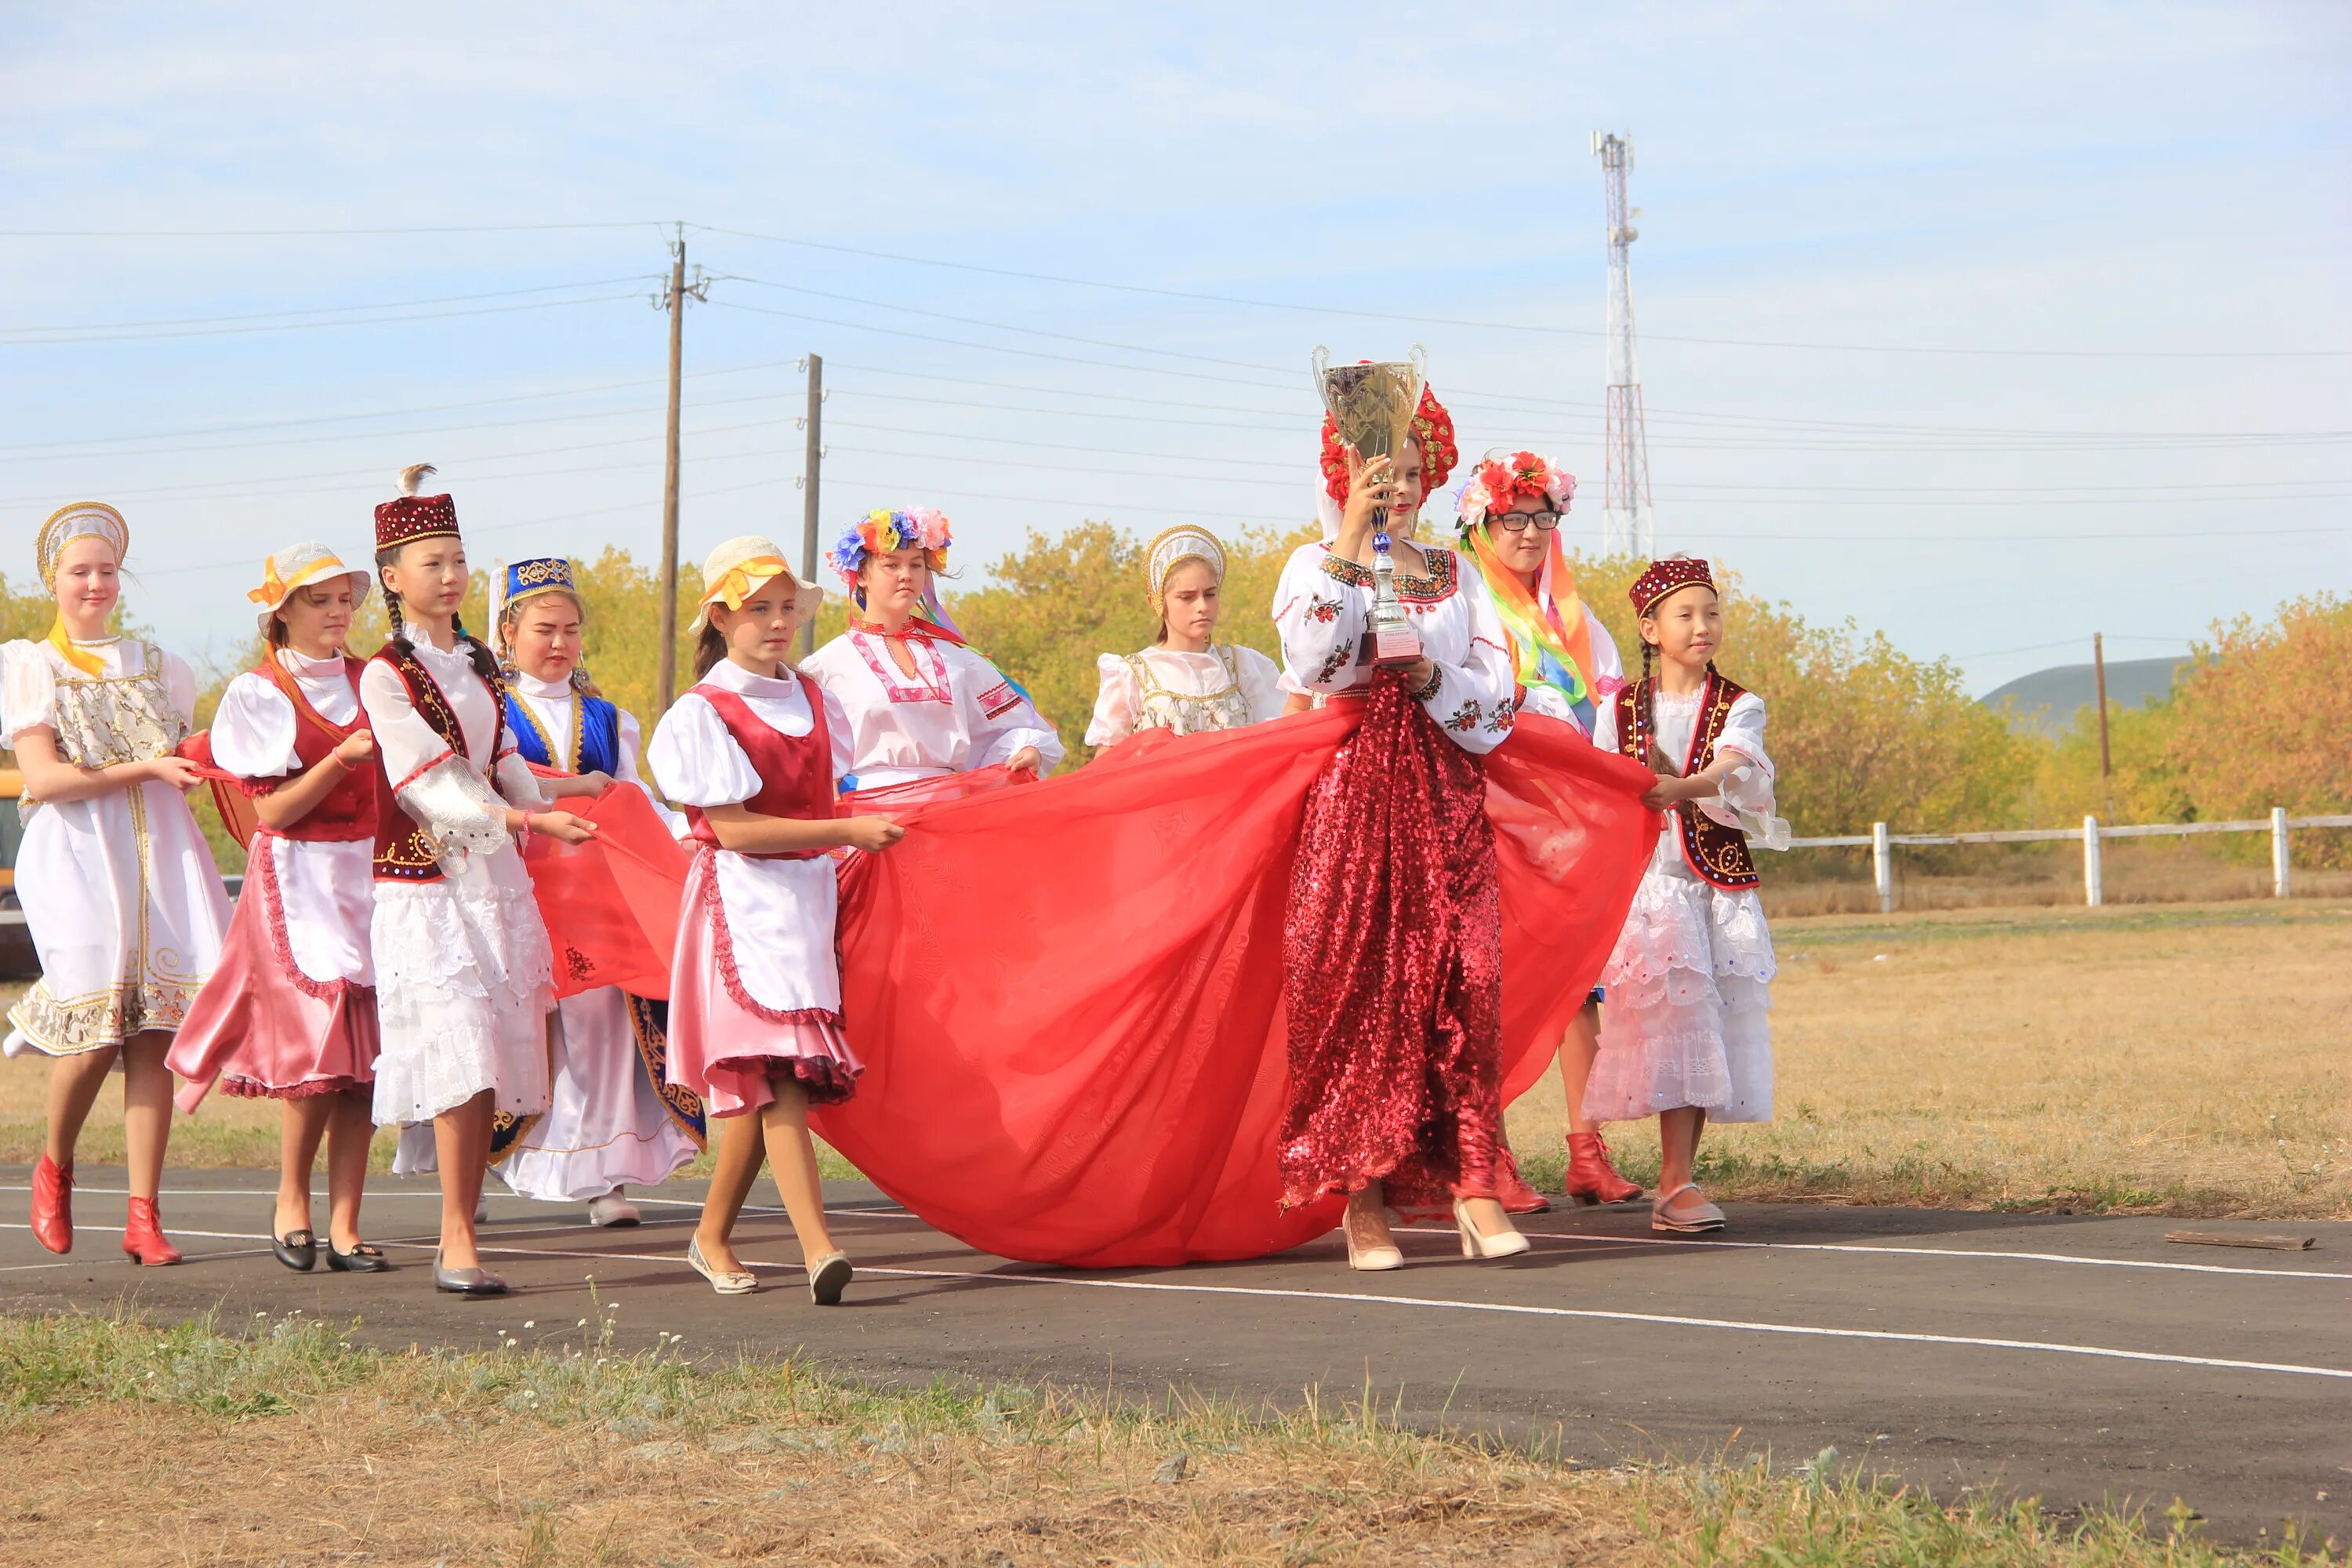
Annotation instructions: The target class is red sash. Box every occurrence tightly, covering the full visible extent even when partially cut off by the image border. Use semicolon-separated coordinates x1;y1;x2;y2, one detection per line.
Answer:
1614;668;1760;892
370;641;507;884
683;676;837;860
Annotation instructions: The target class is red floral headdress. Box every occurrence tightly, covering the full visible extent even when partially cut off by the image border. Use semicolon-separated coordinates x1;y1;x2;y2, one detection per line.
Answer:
1318;382;1457;502
1628;554;1715;616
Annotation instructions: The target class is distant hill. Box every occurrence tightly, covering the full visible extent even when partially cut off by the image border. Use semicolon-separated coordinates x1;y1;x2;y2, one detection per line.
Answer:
1981;656;2188;736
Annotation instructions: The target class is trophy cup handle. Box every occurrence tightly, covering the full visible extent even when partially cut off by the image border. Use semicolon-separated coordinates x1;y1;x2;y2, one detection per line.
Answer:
1405;343;1428;412
1309;344;1332;401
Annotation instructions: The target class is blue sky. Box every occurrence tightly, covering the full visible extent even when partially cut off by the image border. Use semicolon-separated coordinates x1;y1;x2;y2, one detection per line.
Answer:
2;2;2345;691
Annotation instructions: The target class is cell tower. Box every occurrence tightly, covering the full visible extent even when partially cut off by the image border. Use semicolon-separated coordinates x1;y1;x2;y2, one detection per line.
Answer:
1591;131;1654;557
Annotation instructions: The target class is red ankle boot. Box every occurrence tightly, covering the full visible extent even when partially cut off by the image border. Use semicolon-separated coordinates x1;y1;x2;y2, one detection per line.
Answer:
31;1154;72;1254
1497;1149;1552;1216
122;1196;182;1266
1564;1132;1642;1206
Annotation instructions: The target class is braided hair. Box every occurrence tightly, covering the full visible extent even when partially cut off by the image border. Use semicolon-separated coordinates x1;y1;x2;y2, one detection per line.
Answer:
377;543;503;689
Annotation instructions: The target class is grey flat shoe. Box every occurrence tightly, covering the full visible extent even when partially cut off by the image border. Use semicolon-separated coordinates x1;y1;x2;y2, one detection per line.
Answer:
808;1252;853;1306
688;1236;757;1296
433;1249;509;1296
1650;1182;1727;1235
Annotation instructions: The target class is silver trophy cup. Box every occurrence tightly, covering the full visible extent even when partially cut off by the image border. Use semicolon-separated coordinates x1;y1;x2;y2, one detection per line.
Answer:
1312;346;1428;667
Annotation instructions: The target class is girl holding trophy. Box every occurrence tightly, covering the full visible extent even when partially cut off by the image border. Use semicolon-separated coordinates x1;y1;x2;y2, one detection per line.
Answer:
1271;365;1532;1270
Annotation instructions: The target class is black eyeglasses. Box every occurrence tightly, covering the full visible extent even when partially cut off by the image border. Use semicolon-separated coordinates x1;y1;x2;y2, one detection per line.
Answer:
1492;511;1562;532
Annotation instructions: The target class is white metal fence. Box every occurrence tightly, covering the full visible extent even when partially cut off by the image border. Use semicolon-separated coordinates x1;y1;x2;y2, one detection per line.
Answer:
1788;810;2352;910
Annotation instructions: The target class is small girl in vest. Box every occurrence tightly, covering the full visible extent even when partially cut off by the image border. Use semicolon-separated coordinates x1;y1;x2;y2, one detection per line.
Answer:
1085;525;1283;748
650;536;903;1305
1586;556;1790;1234
361;464;595;1296
4;503;230;1265
169;543;390;1272
486;557;701;1225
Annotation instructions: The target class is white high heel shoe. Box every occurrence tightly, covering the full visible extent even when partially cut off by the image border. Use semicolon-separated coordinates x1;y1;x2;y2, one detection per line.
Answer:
1342;1207;1404;1272
1454;1198;1532;1260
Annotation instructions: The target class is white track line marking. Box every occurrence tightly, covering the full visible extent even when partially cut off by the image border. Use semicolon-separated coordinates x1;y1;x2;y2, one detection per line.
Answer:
4;1185;2343;1281
103;1226;2350;1385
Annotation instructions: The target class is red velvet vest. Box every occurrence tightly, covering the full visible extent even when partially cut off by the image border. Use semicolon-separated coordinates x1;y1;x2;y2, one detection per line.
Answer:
370;641;507;884
256;656;377;844
1615;668;1761;892
684;677;837;862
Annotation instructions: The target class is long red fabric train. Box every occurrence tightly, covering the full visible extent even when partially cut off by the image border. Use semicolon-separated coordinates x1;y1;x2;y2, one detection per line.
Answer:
539;706;1656;1268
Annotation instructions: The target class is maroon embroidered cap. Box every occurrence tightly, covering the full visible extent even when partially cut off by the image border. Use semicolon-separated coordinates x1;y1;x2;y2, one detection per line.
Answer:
373;463;459;552
1629;554;1715;616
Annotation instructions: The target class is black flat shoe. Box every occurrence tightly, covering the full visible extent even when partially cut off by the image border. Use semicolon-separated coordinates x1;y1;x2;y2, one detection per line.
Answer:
433;1249;509;1296
270;1224;318;1272
326;1240;391;1273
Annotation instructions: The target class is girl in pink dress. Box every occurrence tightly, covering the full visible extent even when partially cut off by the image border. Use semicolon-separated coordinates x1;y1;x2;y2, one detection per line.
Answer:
650;536;905;1305
170;543;390;1272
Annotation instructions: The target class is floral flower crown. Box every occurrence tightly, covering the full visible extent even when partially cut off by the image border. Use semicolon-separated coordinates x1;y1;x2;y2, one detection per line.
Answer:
1454;450;1576;532
827;506;953;588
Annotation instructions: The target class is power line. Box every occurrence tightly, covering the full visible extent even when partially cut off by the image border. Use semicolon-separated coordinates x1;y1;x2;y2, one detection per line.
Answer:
0;221;666;238
691;221;2352;360
0;289;649;347
0;276;658;340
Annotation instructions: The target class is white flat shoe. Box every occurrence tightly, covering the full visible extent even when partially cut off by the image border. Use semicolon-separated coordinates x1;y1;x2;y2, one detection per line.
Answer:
808;1251;853;1305
687;1236;758;1296
1651;1181;1727;1234
588;1192;642;1229
1454;1198;1532;1260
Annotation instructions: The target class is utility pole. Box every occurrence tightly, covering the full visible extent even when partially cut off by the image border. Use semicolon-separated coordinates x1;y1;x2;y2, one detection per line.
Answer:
797;354;825;660
1591;131;1654;557
2092;631;2112;779
653;224;709;716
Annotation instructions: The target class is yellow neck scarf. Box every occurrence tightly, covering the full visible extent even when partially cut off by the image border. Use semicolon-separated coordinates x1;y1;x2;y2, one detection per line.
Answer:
45;619;107;678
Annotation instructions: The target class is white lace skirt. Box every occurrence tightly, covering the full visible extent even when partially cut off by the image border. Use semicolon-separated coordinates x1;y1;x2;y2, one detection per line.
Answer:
368;846;555;1125
1584;862;1775;1123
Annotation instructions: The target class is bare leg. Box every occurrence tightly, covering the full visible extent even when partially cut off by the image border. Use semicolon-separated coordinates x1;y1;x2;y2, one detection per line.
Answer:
694;1108;768;1274
118;1032;175;1203
432;1092;494;1269
1556;1000;1604;1136
323;1091;376;1251
1344;1180;1396;1253
1658;1105;1707;1194
43;1044;120;1167
277;1096;333;1239
757;1079;837;1259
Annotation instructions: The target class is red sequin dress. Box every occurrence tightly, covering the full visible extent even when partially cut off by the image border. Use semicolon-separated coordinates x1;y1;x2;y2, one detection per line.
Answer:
1271;542;1522;1208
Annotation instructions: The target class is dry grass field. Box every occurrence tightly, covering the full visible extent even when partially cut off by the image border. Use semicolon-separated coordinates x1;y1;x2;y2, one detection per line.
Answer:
0;1310;2330;1567
4;899;2346;1218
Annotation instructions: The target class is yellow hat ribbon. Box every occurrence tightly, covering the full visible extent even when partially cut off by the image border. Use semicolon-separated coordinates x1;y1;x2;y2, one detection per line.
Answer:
701;554;796;612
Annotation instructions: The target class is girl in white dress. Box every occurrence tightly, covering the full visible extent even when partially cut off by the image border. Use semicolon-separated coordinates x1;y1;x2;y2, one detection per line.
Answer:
803;507;1062;789
1086;525;1283;748
1584;556;1790;1234
651;536;902;1305
4;503;230;1265
361;465;594;1295
169;543;391;1272
485;557;699;1226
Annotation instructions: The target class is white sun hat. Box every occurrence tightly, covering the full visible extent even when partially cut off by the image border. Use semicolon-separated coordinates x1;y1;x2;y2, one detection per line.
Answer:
247;542;374;634
690;534;823;636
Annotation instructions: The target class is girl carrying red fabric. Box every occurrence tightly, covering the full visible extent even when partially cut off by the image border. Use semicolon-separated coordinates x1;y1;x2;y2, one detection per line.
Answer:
1270;383;1532;1270
652;536;902;1305
169;543;392;1273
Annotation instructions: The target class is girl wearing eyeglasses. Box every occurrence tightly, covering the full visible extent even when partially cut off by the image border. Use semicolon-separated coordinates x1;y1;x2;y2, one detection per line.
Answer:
1454;452;1645;1212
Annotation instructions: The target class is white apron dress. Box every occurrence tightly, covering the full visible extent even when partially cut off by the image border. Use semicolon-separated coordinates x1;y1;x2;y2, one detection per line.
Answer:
359;637;556;1138
1;636;230;1056
492;673;698;1201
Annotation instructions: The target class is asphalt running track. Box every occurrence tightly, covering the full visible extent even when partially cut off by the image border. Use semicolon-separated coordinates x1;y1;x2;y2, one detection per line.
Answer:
2;1167;2344;1545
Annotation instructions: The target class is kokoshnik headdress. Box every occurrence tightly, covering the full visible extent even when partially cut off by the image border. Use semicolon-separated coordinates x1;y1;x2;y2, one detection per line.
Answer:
1453;450;1610;718
1312;381;1459;543
1143;525;1226;609
248;542;372;636
826;506;966;643
35;501;130;676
